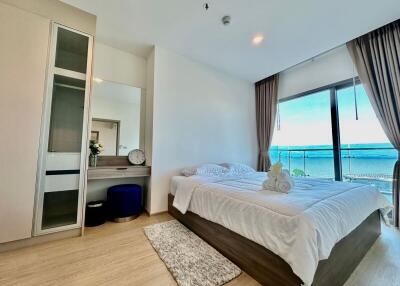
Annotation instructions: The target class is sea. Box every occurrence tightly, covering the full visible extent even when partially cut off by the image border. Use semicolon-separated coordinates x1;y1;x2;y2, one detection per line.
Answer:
270;143;397;202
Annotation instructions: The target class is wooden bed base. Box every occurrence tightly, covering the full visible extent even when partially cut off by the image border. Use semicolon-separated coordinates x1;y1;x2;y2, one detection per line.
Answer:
168;194;381;286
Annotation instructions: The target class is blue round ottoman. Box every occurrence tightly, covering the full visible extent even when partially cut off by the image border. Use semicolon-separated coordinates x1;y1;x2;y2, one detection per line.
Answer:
107;184;142;222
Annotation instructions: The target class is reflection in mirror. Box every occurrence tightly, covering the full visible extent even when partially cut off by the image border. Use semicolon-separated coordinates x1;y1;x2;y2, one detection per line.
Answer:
91;81;142;156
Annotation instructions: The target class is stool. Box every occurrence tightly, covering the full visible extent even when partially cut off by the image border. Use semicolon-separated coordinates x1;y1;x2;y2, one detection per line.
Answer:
107;184;142;222
85;200;106;227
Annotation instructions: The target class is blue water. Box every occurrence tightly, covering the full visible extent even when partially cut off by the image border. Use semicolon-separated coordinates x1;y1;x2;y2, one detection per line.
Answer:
270;143;397;202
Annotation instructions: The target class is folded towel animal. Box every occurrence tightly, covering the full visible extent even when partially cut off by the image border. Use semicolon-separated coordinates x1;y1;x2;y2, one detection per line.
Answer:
267;170;277;179
262;177;277;191
270;162;283;176
262;169;294;193
276;178;294;193
277;169;289;179
276;169;294;193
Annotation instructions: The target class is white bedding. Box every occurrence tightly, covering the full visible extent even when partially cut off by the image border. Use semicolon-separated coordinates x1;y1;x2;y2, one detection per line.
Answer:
171;172;391;286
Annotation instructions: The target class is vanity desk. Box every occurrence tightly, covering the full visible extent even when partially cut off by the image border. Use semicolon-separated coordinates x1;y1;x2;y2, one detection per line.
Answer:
86;79;149;214
87;156;150;180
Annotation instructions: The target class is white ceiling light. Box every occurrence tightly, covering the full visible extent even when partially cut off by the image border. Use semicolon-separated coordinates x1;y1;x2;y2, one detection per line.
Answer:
252;34;264;46
93;77;103;83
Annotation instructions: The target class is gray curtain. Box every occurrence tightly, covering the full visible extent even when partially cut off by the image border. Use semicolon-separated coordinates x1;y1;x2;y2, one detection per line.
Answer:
255;74;279;171
347;19;400;227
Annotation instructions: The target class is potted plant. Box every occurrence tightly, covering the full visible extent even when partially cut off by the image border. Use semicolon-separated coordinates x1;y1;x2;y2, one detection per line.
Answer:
89;140;103;167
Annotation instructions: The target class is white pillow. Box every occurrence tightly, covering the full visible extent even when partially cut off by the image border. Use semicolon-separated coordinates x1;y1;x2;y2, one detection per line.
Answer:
220;163;256;175
181;164;229;177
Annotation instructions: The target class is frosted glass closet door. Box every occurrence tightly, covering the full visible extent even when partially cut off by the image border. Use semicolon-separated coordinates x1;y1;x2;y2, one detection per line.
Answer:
35;24;92;235
48;75;86;153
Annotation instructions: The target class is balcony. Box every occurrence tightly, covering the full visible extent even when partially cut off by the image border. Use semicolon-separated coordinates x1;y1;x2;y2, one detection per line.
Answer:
270;146;397;204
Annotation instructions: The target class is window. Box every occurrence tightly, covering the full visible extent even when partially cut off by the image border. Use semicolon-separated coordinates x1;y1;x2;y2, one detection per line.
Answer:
270;90;335;179
270;80;396;203
337;85;397;203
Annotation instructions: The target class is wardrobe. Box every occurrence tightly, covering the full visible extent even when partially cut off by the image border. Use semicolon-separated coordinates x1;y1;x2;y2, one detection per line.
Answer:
0;0;96;247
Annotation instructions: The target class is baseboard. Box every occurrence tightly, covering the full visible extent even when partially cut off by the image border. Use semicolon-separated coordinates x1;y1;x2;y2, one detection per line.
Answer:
145;209;168;216
0;228;81;253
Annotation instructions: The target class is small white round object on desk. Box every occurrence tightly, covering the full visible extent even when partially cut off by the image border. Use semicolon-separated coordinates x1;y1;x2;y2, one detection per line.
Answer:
128;149;145;165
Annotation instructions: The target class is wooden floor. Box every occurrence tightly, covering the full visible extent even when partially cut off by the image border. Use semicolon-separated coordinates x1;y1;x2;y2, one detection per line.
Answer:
0;213;398;286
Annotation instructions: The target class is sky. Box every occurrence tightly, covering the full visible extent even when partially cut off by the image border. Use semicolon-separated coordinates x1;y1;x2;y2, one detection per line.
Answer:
271;85;390;147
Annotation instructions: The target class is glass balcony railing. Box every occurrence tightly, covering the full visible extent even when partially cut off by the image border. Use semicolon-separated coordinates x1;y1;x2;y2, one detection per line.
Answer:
270;147;397;204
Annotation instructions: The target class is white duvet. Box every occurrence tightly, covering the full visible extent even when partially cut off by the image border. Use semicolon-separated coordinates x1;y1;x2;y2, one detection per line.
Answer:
171;172;391;286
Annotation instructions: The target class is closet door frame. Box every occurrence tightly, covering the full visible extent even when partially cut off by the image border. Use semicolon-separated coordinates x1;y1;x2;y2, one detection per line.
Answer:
34;23;93;236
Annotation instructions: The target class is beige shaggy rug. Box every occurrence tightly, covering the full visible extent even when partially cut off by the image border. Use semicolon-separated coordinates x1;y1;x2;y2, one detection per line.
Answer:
144;220;241;286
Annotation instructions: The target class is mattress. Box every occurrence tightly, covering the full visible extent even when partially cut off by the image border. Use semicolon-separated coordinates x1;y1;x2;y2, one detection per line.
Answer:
170;172;391;286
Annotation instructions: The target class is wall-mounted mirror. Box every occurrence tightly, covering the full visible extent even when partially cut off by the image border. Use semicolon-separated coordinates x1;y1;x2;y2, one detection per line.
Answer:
91;80;144;156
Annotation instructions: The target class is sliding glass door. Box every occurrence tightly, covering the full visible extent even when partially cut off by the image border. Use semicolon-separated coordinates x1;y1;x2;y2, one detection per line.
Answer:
337;84;397;203
270;79;396;204
270;90;335;179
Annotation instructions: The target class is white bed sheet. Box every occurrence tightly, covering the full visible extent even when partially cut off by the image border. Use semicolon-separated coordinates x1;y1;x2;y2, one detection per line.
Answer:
171;172;391;286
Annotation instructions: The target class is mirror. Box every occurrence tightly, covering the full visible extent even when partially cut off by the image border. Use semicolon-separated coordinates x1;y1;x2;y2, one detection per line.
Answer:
91;80;143;156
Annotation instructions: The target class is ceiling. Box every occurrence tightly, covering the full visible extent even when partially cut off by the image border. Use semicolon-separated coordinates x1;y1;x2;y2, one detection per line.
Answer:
63;0;400;82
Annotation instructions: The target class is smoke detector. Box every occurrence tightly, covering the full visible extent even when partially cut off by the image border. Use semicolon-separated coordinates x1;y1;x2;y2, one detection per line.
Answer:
222;15;231;26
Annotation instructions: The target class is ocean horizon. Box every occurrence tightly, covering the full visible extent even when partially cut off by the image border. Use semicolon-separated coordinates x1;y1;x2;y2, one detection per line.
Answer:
270;143;396;201
270;143;397;158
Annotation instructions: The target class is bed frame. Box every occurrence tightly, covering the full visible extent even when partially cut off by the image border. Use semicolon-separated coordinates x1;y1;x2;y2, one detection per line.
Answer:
168;194;381;286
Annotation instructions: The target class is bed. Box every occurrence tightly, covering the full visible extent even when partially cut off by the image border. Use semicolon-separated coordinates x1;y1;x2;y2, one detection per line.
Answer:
168;172;390;286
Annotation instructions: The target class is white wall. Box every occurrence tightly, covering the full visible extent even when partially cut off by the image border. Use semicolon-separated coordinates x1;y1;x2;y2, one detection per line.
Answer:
93;42;146;88
148;47;257;214
278;45;357;99
87;177;145;202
